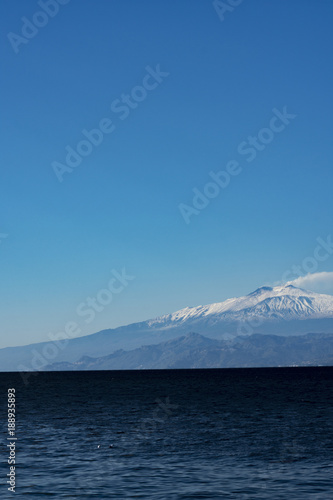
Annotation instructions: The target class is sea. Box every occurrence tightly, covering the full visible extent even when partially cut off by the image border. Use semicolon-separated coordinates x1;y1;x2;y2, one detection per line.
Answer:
1;367;332;499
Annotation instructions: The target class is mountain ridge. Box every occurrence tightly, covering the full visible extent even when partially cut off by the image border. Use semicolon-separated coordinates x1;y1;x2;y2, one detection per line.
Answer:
44;332;333;371
146;285;333;327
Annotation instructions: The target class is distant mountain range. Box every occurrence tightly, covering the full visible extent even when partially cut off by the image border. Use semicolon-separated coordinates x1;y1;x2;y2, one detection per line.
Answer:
44;332;333;370
1;284;333;372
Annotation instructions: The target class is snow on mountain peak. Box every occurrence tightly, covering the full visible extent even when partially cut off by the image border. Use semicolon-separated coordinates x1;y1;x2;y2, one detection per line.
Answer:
147;284;333;329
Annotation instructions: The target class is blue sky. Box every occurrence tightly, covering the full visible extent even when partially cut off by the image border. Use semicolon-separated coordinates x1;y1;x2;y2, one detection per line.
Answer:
1;0;332;348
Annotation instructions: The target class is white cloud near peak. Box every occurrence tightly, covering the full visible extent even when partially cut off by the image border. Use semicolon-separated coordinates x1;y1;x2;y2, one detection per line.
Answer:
287;271;333;295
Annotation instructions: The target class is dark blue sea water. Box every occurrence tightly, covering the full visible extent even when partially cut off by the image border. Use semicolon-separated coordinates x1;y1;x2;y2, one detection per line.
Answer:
1;367;332;499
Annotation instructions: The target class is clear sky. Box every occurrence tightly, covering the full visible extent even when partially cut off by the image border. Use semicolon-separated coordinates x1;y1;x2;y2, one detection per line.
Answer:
1;0;332;348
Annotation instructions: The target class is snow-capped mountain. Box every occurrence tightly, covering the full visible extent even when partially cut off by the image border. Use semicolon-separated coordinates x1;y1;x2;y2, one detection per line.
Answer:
144;285;333;335
0;284;332;372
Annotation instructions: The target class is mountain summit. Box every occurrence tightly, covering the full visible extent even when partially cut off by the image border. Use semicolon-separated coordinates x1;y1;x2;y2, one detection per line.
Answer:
144;284;333;333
